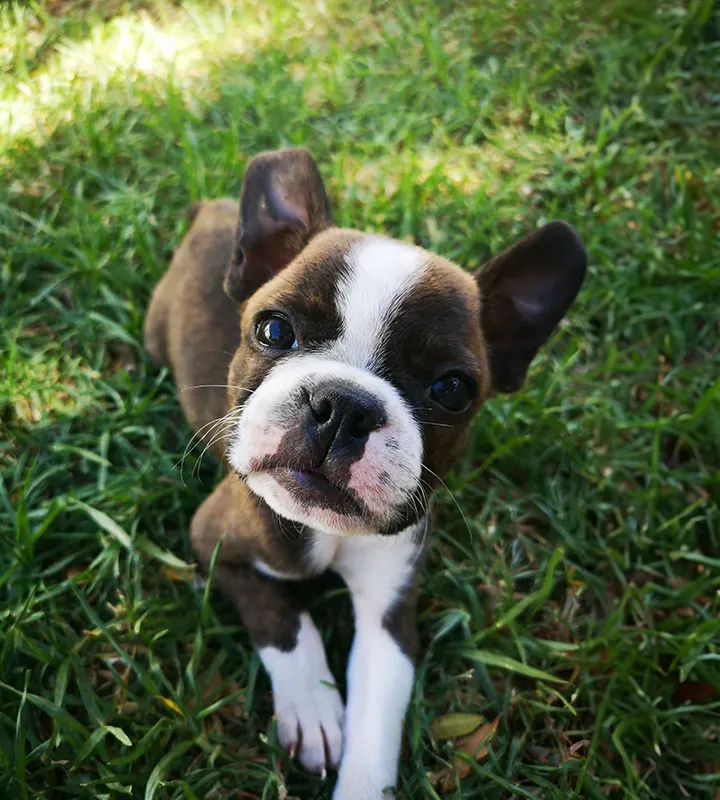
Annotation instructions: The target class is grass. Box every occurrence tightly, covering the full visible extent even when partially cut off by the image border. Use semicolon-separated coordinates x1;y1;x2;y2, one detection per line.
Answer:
1;0;719;797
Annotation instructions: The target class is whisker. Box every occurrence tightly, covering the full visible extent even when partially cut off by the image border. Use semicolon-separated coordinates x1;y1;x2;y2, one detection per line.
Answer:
421;463;473;541
184;412;238;453
184;405;244;447
410;511;432;567
194;422;240;476
179;402;249;480
202;423;239;453
181;384;258;393
186;414;235;452
175;415;231;483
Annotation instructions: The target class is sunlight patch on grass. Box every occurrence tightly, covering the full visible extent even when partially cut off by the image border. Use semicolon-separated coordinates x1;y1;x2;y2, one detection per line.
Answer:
0;0;328;146
339;134;585;203
0;344;103;425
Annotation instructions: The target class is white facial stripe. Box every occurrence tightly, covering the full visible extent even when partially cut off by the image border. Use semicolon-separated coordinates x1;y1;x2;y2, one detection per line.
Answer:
331;236;428;369
259;612;344;774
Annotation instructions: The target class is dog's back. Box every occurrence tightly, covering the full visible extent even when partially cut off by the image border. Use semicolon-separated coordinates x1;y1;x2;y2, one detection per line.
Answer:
144;198;239;451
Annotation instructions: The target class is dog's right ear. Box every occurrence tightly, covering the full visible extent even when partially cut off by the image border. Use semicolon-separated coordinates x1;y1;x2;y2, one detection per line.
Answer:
224;148;333;303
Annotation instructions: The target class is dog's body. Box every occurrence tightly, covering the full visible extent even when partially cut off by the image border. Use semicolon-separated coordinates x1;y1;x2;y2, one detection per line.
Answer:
145;149;586;798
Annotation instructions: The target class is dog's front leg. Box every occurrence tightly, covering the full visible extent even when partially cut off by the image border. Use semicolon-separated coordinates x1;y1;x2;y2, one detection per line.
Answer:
190;484;343;774
333;528;422;800
257;604;344;775
211;563;344;772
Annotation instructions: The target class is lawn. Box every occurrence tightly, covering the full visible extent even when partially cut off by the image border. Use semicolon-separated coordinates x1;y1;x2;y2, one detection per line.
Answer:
1;0;719;797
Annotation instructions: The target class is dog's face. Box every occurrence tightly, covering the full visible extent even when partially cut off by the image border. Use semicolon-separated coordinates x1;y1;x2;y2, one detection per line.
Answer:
228;229;486;535
225;149;586;536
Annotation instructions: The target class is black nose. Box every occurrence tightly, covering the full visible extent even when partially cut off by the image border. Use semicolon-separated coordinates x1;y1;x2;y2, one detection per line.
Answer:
307;383;387;459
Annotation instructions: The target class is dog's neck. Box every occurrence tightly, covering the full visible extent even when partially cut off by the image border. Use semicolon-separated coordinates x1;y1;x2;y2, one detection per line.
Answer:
230;473;429;581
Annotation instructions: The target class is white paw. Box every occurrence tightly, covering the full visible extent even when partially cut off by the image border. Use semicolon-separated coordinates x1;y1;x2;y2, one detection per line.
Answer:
333;767;395;799
259;613;344;774
275;674;344;773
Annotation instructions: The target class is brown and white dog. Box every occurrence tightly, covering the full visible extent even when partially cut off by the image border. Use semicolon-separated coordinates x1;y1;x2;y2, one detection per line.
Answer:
144;148;586;798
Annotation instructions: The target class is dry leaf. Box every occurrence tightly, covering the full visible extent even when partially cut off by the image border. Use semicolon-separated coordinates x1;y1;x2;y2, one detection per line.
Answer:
431;713;485;741
155;695;185;718
66;566;89;585
161;564;195;583
432;716;500;791
568;739;590;757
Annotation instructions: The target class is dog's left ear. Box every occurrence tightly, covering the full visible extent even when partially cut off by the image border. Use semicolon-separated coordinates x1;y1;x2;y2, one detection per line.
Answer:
225;148;333;303
476;221;587;393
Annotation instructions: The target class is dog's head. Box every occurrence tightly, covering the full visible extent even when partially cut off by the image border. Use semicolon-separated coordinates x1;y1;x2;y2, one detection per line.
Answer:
225;149;586;536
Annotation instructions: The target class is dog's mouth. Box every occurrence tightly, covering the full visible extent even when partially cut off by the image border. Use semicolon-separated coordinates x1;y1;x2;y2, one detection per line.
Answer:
264;467;364;517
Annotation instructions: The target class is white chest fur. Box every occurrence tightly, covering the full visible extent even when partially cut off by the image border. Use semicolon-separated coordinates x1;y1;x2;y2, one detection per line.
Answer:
330;525;422;611
255;522;424;584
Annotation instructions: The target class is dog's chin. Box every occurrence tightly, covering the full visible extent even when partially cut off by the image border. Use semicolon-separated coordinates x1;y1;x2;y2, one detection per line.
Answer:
244;469;415;537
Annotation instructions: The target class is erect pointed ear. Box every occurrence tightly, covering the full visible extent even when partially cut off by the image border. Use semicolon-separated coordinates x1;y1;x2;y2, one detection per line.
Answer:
224;148;333;303
476;221;587;393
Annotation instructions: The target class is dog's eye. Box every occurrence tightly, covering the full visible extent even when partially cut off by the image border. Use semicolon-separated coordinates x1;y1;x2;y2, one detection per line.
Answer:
255;313;297;350
429;373;475;413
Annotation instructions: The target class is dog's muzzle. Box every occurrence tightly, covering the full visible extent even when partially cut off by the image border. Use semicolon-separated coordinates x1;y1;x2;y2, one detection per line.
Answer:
228;357;424;535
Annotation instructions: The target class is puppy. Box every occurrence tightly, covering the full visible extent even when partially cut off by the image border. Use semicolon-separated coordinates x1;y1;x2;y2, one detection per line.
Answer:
144;148;586;798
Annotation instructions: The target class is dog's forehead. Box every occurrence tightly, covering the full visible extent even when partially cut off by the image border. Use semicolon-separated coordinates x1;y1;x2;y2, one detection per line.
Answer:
247;228;482;369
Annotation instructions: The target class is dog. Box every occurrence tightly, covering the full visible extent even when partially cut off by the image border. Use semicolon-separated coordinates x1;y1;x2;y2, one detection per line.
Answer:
144;148;587;798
